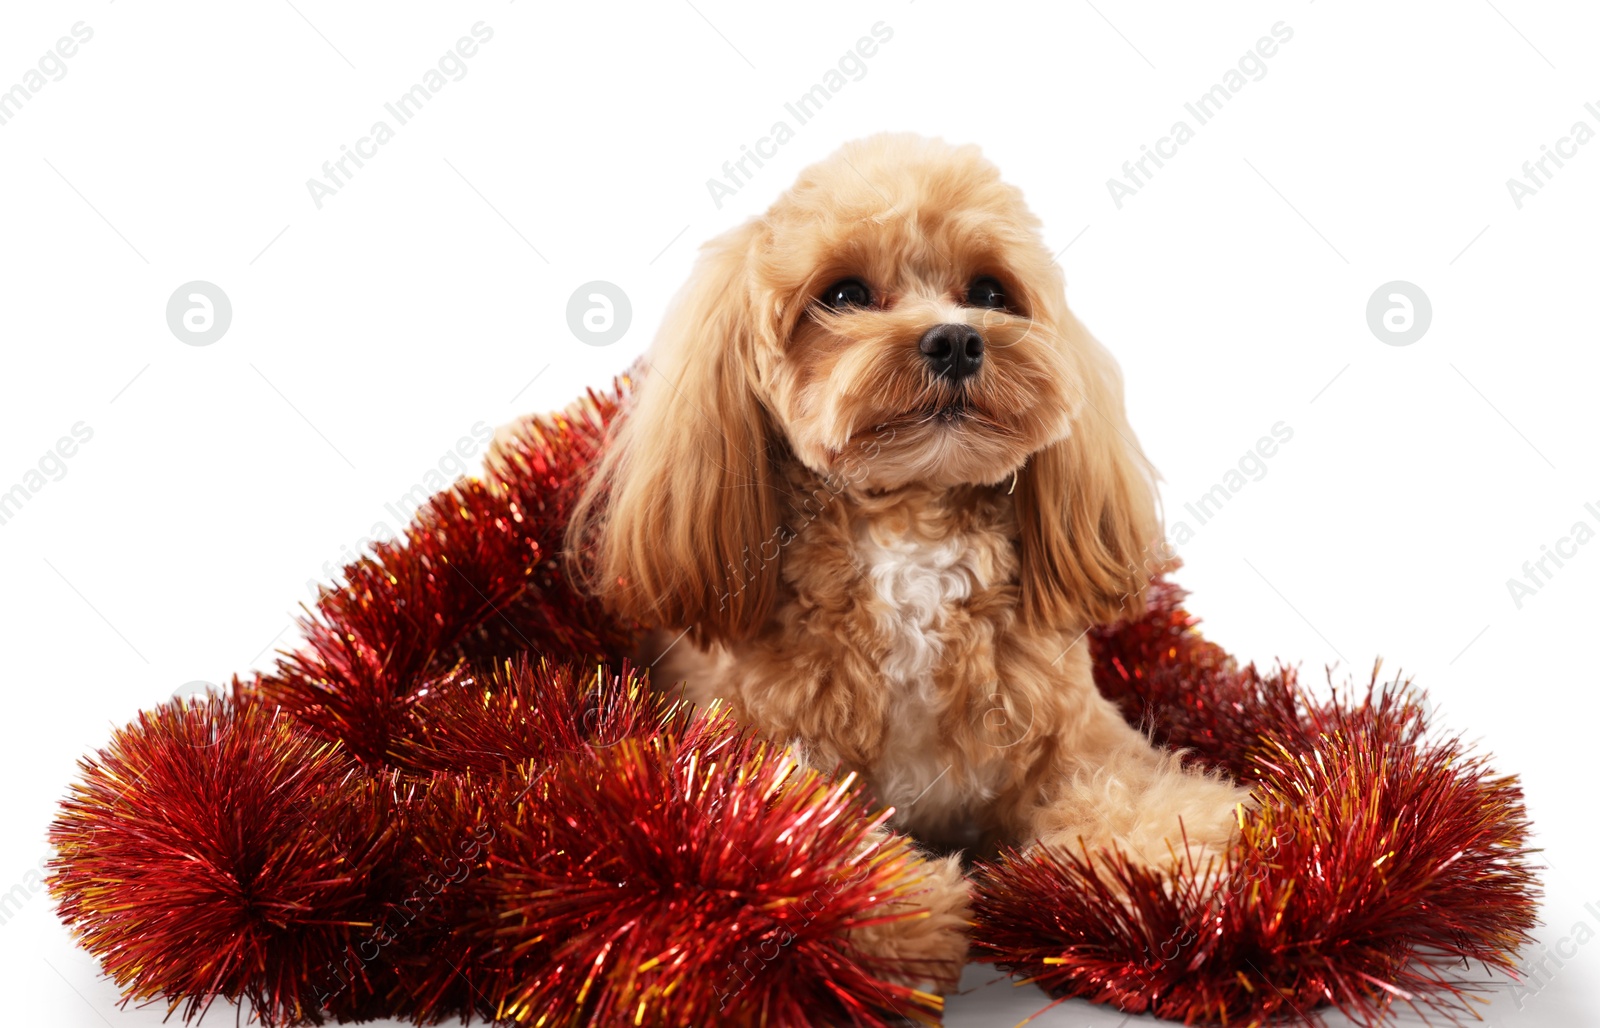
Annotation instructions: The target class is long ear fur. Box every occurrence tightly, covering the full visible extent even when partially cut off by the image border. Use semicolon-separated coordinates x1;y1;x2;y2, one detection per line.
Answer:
1014;311;1164;628
567;221;781;643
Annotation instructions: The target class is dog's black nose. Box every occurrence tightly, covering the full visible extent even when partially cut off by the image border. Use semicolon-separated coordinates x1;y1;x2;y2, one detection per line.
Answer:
918;323;984;382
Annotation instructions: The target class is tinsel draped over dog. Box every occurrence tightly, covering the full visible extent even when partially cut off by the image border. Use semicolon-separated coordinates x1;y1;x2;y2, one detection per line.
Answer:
48;381;1538;1027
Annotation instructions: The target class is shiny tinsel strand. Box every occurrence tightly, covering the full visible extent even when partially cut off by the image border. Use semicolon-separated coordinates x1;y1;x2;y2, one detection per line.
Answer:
391;657;671;774
256;386;636;766
971;582;1540;1026
48;695;400;1026
399;717;946;1027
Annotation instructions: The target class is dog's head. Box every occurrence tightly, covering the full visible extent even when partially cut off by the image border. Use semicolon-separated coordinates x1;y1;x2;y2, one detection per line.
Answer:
572;134;1161;641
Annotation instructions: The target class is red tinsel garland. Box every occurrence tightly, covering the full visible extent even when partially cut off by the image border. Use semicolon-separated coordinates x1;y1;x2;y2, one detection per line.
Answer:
256;388;636;766
47;386;1538;1027
50;695;401;1024
968;584;1538;1024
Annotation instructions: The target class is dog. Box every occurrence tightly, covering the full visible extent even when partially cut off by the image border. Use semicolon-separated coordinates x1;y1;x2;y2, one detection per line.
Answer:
563;133;1251;991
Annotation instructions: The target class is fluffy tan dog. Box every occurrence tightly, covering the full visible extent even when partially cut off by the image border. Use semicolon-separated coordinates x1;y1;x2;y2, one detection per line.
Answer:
565;134;1250;991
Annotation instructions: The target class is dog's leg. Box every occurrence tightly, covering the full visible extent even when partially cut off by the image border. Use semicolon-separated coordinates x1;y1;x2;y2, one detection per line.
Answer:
1026;694;1251;878
843;824;972;997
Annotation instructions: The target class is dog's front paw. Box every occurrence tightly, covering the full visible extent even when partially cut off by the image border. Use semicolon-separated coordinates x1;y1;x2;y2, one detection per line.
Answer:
1028;746;1254;889
845;848;972;996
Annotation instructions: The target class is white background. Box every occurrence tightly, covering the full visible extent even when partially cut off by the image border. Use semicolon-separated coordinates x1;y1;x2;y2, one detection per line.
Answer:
1;1;1596;1024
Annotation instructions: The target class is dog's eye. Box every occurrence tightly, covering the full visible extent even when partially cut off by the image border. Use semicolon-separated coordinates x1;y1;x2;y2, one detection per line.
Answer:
821;278;873;310
965;276;1008;310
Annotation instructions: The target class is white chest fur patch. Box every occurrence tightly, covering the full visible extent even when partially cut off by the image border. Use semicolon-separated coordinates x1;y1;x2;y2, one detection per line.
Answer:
853;519;995;829
856;524;973;683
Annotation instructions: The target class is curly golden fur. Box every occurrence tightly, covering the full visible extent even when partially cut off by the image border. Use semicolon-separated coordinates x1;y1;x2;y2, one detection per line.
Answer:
561;134;1251;993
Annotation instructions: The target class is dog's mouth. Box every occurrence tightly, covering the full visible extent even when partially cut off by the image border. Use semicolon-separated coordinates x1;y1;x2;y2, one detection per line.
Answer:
874;403;972;429
925;402;971;422
831;390;1031;487
885;396;1013;436
918;394;994;424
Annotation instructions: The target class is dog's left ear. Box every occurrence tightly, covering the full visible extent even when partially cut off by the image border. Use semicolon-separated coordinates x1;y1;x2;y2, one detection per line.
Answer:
1013;312;1163;628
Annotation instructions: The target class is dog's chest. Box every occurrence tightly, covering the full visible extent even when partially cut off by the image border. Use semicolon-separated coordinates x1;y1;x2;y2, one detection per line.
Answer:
845;510;1010;818
854;522;976;683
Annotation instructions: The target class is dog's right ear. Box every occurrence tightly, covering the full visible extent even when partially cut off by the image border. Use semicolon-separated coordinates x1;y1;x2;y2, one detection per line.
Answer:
567;220;783;643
